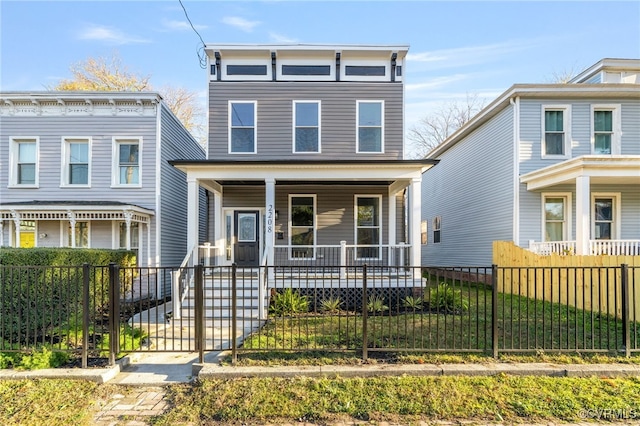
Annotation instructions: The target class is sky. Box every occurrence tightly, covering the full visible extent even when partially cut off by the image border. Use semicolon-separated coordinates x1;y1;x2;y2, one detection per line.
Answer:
1;0;639;155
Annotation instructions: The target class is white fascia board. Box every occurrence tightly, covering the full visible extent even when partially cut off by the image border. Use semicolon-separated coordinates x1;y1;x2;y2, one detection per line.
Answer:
0;204;155;215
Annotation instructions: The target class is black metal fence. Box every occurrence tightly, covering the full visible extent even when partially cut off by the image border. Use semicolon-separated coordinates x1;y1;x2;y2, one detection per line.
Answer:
1;263;638;367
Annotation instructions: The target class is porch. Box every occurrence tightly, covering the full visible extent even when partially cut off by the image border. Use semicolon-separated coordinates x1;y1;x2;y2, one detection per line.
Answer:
529;239;640;256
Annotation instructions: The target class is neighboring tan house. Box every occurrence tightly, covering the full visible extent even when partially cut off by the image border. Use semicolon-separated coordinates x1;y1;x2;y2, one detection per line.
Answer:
171;44;436;278
0;92;206;295
421;58;640;266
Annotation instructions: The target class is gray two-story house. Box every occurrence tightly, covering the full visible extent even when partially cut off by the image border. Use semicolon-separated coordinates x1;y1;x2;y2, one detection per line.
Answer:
171;44;436;278
0;92;206;294
421;58;640;266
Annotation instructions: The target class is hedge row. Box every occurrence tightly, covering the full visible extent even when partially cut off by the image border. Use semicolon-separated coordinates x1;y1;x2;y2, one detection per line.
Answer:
0;247;136;267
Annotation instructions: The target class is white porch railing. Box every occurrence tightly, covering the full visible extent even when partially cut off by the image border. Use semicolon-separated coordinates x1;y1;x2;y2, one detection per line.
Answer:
529;240;640;256
172;244;220;319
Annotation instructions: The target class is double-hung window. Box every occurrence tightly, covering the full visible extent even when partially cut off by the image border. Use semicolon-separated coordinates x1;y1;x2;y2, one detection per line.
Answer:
229;101;257;153
592;105;620;155
113;138;141;186
357;101;384;153
293;101;320;153
433;216;441;244
356;195;381;259
542;106;570;158
119;222;140;251
543;194;571;242
592;194;620;240
62;138;90;186
289;195;316;259
68;222;89;248
10;137;38;186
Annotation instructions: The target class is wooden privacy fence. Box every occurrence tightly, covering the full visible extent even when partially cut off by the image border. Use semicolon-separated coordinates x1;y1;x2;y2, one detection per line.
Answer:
493;241;640;320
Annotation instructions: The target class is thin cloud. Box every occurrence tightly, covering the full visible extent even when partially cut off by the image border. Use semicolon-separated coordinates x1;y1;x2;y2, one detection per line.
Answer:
162;19;207;31
405;74;471;93
269;32;297;43
78;25;150;45
221;16;260;33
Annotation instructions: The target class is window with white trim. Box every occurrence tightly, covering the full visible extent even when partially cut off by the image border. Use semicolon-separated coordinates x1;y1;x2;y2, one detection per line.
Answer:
592;193;620;240
62;138;90;186
421;220;427;245
229;101;257;153
356;195;381;259
542;106;570;158
543;194;571;242
293;101;320;153
289;195;316;258
10;137;38;186
113;138;141;186
119;222;140;249
357;101;384;153
592;105;621;154
433;216;441;244
68;221;89;248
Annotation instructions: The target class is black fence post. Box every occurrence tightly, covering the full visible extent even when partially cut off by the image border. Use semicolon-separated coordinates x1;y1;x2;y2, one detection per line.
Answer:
108;263;120;366
621;264;630;358
231;263;238;364
362;264;368;362
82;263;90;369
194;264;204;363
491;264;499;358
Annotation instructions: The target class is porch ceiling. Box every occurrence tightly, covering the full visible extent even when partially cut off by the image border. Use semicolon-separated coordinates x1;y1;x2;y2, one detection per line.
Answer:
520;155;640;191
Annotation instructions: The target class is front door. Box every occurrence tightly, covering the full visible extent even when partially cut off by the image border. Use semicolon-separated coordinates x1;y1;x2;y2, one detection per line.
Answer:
234;211;260;266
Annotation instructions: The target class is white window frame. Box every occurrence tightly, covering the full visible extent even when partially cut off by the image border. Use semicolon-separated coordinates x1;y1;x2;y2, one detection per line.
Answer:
112;221;141;250
354;194;383;260
277;58;335;81
112;137;142;188
288;194;317;260
292;100;321;154
63;221;90;248
341;59;390;82
222;58;272;81
541;192;572;242
9;137;39;188
61;137;91;187
356;100;384;154
228;101;257;154
591;104;621;155
541;105;571;159
591;192;621;240
432;216;441;244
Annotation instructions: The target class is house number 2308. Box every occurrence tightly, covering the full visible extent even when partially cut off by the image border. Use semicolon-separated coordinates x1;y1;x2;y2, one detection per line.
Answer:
267;205;274;233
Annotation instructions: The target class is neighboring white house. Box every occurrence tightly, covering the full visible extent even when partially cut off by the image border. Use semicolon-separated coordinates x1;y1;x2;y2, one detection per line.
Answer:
170;44;436;277
0;92;206;294
421;58;640;266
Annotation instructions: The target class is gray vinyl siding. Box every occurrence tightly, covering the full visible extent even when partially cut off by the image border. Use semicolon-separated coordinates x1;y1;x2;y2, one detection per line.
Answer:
421;106;515;266
621;102;640;154
209;82;404;160
158;104;206;269
90;221;113;248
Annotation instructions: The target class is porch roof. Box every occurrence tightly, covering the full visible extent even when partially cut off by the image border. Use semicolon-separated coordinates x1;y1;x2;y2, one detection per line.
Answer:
520;155;640;190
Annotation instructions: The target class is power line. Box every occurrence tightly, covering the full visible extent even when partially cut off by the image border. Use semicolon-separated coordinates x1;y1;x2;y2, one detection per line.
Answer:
178;0;207;69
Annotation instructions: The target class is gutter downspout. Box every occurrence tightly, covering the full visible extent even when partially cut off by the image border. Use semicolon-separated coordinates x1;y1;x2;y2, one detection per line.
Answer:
511;97;520;247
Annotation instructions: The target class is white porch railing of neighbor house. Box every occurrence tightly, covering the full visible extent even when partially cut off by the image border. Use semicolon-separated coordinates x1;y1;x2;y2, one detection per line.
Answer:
529;240;640;256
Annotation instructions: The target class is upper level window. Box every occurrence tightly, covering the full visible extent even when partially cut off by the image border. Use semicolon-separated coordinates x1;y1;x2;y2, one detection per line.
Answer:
62;138;90;186
282;65;330;76
345;66;385;76
229;101;257;154
542;107;570;158
293;101;320;153
592;105;620;155
113;138;141;187
9;137;38;187
227;65;267;75
357;101;384;153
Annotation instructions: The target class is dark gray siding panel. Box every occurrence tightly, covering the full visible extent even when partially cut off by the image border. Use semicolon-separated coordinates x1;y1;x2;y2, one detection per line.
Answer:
421;106;514;266
209;82;404;160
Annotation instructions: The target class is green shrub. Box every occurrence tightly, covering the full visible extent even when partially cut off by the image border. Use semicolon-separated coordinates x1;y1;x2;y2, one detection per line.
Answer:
401;295;423;310
319;297;342;314
427;283;469;313
0;347;70;370
366;294;388;313
269;289;309;316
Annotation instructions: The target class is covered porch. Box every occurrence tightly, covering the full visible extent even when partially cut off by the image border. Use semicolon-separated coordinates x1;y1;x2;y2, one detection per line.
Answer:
520;155;640;256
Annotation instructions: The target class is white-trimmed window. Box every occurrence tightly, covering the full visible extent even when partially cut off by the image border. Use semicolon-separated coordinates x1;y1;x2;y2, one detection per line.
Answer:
592;104;621;155
293;101;321;153
67;221;89;248
118;222;140;250
433;216;441;244
229;101;257;154
289;195;316;259
542;106;570;158
113;138;141;187
421;220;428;245
356;101;384;153
9;137;39;187
355;195;382;259
592;193;621;240
542;193;572;242
62;137;90;186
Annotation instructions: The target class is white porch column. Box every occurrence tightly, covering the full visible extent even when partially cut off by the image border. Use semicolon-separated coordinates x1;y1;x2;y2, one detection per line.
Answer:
213;189;223;265
123;210;133;250
0;220;3;247
11;211;20;247
187;177;199;266
575;175;590;255
67;210;76;248
409;177;422;278
388;188;397;265
265;178;276;268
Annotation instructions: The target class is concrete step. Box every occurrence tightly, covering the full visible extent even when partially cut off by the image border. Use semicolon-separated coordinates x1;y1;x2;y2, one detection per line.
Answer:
179;307;262;319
